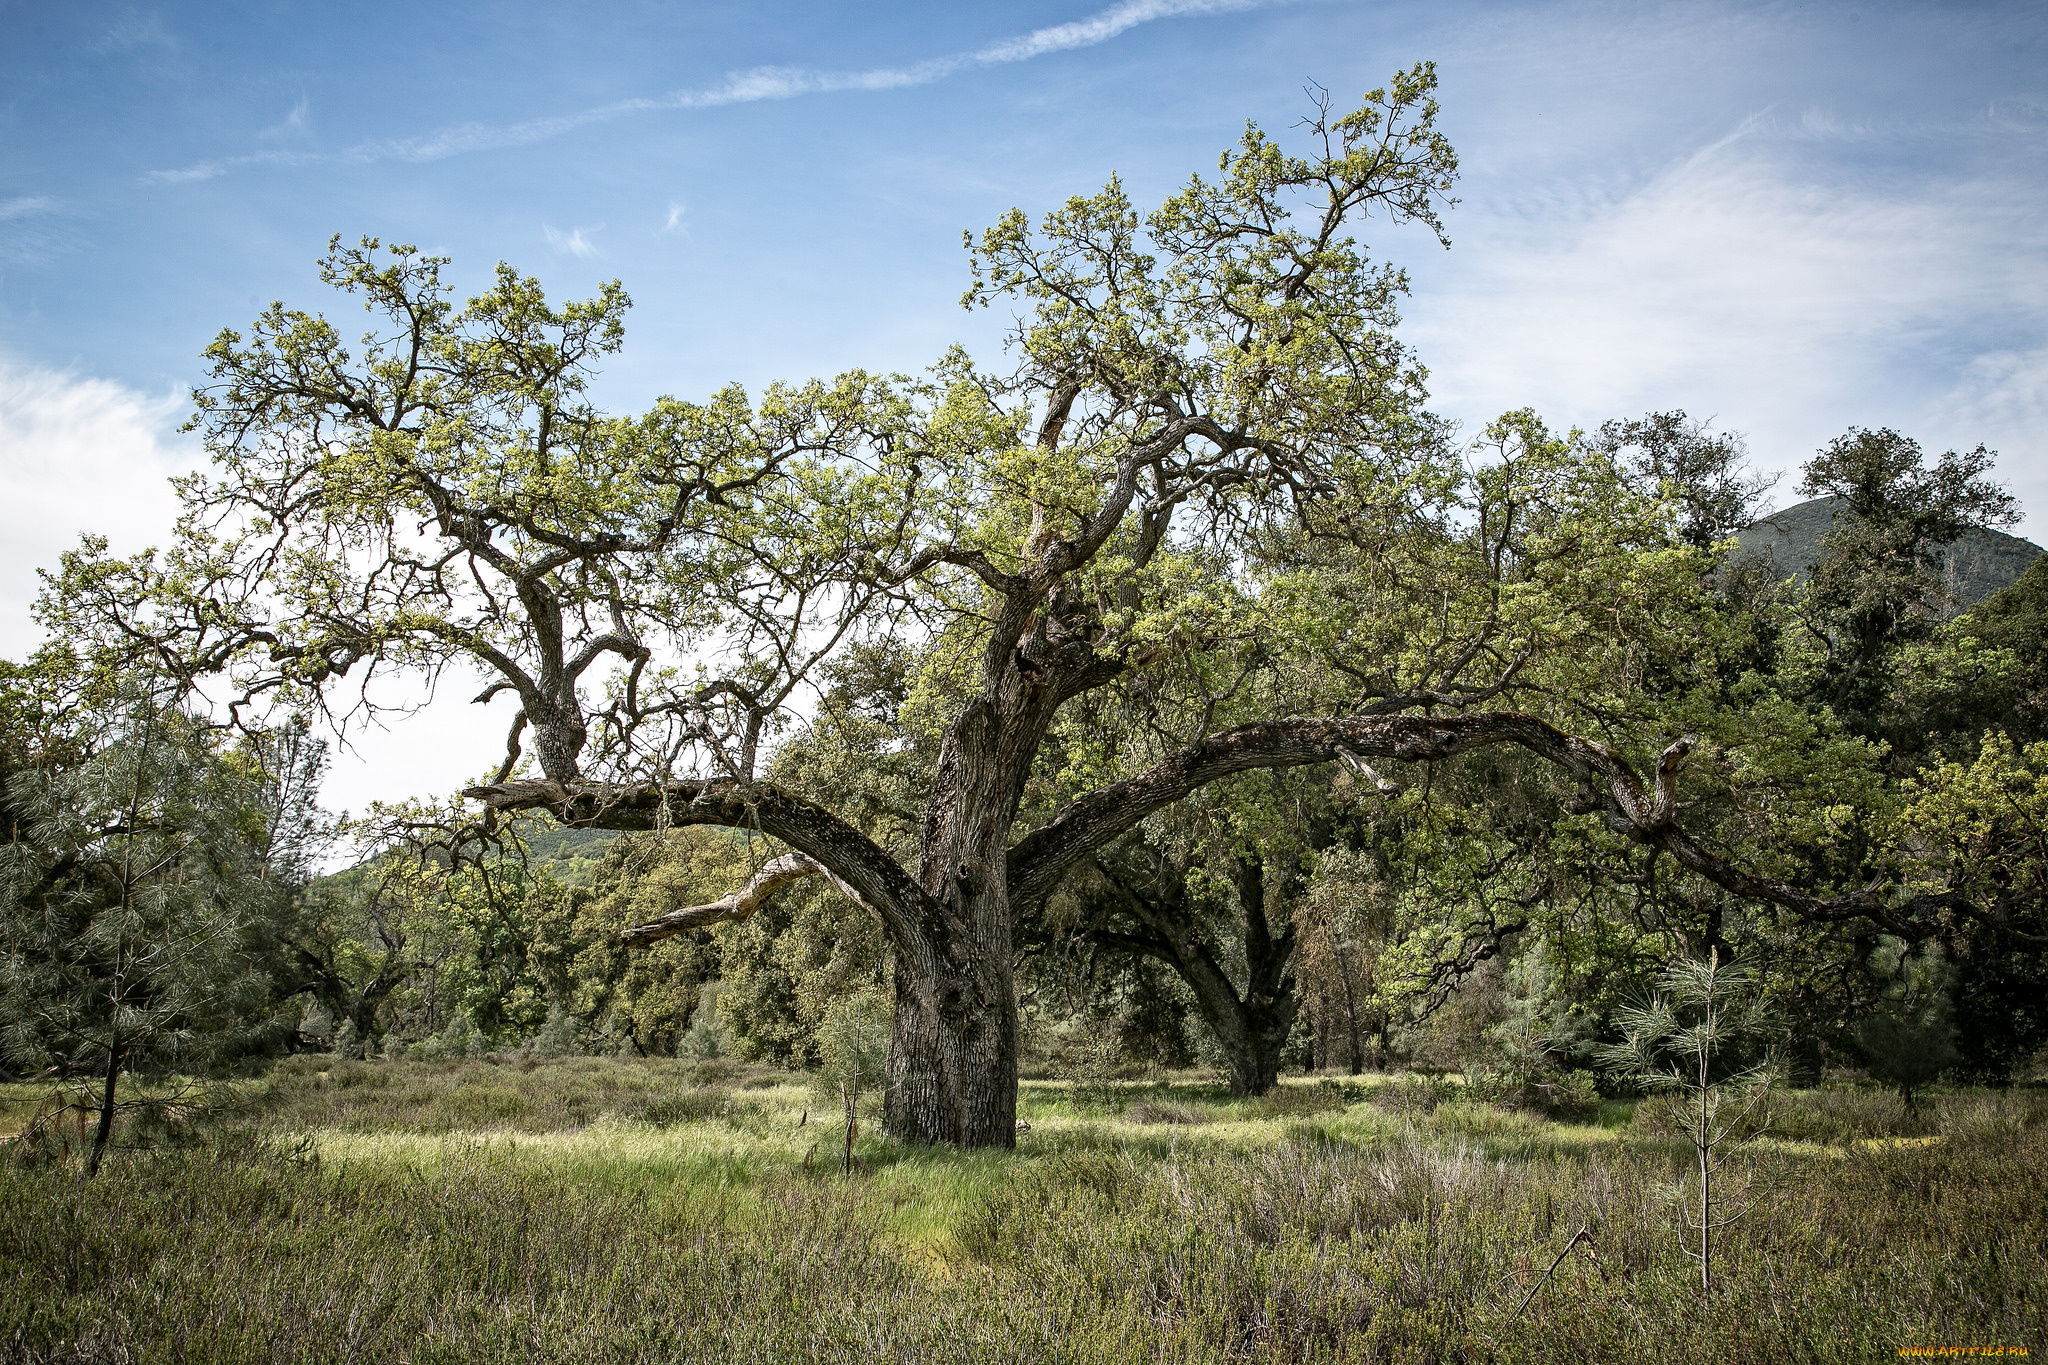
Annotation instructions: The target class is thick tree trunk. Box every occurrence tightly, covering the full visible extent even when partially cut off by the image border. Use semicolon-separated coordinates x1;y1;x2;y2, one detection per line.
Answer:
892;679;1046;1149
1212;1004;1293;1099
884;954;1017;1146
1088;849;1301;1098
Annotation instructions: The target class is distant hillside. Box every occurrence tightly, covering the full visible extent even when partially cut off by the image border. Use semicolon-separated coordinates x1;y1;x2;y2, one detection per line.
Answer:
517;823;618;865
1731;496;2045;612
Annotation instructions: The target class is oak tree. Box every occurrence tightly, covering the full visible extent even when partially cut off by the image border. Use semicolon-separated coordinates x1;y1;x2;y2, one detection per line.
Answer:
47;69;2000;1147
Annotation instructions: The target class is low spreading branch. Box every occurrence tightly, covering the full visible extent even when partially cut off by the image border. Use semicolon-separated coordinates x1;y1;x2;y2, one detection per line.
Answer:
619;852;823;945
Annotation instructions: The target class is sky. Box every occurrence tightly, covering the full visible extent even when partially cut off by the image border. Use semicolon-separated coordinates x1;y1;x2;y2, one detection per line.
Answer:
2;0;2045;820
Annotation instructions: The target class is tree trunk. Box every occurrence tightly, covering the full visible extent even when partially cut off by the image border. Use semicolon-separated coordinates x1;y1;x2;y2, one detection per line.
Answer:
1335;946;1366;1075
883;954;1017;1146
1084;847;1302;1099
85;1045;121;1178
890;689;1036;1149
1215;1007;1292;1098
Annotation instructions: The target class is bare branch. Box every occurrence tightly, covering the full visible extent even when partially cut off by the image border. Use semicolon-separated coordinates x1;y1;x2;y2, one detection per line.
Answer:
619;852;823;945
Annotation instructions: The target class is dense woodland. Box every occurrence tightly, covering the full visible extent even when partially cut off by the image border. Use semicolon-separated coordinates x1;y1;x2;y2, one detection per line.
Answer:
4;68;2047;1165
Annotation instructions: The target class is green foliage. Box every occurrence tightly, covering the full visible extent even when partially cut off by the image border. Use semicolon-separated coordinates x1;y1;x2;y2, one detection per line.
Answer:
1851;942;1958;1112
422;1012;485;1063
1798;426;2019;738
1058;1025;1131;1114
679;981;729;1060
331;1018;362;1061
529;1001;583;1060
569;832;743;1054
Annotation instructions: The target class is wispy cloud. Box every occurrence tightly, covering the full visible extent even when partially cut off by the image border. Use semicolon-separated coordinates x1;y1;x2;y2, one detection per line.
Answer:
144;0;1282;184
544;225;603;258
260;94;312;141
97;8;176;53
662;202;687;234
1405;108;2048;536
0;196;70;267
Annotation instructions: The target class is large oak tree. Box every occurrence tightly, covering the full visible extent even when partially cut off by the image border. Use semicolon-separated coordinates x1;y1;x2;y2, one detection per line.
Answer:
45;68;1997;1147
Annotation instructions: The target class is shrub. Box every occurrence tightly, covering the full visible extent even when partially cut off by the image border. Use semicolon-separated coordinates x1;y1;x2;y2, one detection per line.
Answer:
530;1002;583;1060
421;1013;485;1063
332;1019;363;1061
1367;1074;1455;1115
1766;1085;1916;1144
1058;1028;1128;1113
624;1089;739;1127
1855;1006;1957;1113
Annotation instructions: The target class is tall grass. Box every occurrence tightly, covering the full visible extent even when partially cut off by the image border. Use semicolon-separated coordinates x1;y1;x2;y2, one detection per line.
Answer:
1;1060;2041;1363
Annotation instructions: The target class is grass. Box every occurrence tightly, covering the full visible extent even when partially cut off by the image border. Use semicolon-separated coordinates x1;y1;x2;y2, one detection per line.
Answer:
1;1058;2042;1362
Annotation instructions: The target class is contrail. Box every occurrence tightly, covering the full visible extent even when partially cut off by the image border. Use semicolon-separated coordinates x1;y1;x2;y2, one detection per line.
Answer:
145;0;1290;185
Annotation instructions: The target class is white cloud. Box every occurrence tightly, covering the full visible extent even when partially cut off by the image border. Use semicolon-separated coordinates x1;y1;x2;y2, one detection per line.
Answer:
662;201;687;234
1406;113;2048;541
0;360;513;824
0;196;68;267
0;360;195;658
260;94;311;140
97;9;176;53
543;224;602;258
1930;344;2048;541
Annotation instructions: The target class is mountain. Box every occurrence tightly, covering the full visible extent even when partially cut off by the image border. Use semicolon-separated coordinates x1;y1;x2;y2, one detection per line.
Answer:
1730;496;2045;612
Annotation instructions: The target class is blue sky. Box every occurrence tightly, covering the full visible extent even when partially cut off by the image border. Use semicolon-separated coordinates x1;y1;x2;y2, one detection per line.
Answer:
2;0;2045;815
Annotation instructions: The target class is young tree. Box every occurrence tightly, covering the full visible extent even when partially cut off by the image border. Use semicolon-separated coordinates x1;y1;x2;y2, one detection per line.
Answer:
1596;950;1777;1299
815;987;890;1173
0;683;278;1174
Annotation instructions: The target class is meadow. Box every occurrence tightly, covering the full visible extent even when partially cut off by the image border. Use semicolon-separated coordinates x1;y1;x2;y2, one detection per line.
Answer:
0;1057;2041;1363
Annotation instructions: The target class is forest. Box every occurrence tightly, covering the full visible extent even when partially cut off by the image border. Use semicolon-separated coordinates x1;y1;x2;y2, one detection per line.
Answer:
2;67;2043;1362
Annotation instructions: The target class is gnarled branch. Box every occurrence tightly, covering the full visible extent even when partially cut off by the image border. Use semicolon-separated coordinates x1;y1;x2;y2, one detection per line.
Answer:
462;774;945;951
619;852;823;945
1003;711;1946;941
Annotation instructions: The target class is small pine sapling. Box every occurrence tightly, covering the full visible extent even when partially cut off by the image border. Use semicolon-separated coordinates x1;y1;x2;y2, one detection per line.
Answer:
814;989;889;1176
1596;948;1777;1298
1853;942;1957;1114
